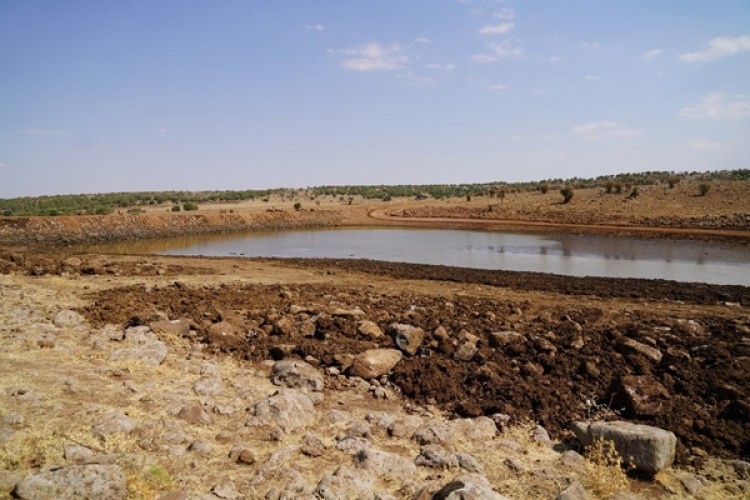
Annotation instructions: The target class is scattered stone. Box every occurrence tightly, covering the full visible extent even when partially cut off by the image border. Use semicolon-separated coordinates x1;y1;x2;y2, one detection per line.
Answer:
349;349;403;379
149;319;190;337
54;310;86;328
124;326;155;344
2;412;25;426
229;445;257;464
560;450;585;468
555;481;587;500
178;403;213;425
247;389;315;432
333;354;355;372
573;420;676;475
727;460;750;479
354;448;417;481
193;376;225;396
332;308;366;319
489;331;526;354
64;445;95;463
679;476;703;496
315;464;376;499
610;375;672;417
270;360;324;392
454;417;497;441
388;415;423;438
503;458;524;474
335;436;371;455
415;445;459;469
92;412;135;436
582;361;600;378
454;340;478;362
455;453;483;473
207;321;244;349
157;492;189;500
211;480;240;499
619;338;662;364
357;320;384;339
273;316;296;335
14;464;126;500
570;337;585;350
109;340;167;366
531;424;552;447
389;324;425;356
299;320;316;337
300;433;327;457
188;440;212;455
414;422;455;445
431;474;509;500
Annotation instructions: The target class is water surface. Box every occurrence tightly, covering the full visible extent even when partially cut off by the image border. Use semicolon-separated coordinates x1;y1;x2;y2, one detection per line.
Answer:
101;228;750;286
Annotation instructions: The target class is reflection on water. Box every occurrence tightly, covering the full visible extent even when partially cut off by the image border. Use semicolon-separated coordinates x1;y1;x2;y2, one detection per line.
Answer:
89;228;750;286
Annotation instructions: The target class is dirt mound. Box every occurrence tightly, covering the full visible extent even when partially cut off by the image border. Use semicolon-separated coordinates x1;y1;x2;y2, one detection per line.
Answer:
81;281;749;465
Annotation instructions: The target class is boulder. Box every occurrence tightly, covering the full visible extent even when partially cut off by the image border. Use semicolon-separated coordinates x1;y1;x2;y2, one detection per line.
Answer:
192;376;225;396
415;445;459;469
270;360;324;392
431;474;509;500
108;341;167;366
54;310;86;328
357;320;384;339
149;319;190;337
229;445;257;465
610;375;672;417
573;420;676;475
247;389;315;432
207;321;244;349
555;481;587;500
91;412;134;436
349;349;402;380
619;338;662;364
315;464;376;499
14;464;126;499
354;448;416;481
389;324;425;356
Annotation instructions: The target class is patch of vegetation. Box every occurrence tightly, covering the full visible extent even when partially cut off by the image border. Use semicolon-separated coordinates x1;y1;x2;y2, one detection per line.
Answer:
560;187;574;204
293;202;302;210
182;202;198;211
127;208;145;215
698;183;711;196
170;205;181;212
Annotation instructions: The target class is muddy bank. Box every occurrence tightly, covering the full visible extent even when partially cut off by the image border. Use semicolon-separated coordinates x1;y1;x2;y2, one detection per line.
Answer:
0;209;348;245
80;281;750;465
272;258;750;306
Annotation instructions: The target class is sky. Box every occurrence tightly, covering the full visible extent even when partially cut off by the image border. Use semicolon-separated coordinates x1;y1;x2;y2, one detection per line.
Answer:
1;1;749;198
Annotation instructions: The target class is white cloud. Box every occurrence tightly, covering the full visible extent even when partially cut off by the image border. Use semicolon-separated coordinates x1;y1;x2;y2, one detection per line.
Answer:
473;40;524;62
579;42;600;49
680;92;750;119
679;34;750;62
571;121;641;140
426;63;455;70
304;24;324;32
585;74;600;81
397;72;436;86
479;22;514;35
549;55;562;62
20;128;71;136
643;49;664;60
486;83;508;91
493;8;516;20
340;42;408;71
415;37;431;44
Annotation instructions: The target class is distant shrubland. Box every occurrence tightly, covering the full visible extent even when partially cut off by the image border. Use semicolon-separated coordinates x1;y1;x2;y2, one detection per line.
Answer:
0;169;746;216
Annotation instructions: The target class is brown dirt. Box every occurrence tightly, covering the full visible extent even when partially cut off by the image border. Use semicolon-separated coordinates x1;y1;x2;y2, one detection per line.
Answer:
76;261;750;466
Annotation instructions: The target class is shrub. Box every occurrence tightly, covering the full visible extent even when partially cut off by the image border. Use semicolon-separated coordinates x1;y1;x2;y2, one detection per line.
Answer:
293;202;302;210
698;183;710;196
127;208;145;215
466;194;472;202
183;202;198;211
539;183;549;194
382;194;392;202
613;182;622;194
171;205;181;212
603;181;614;194
667;176;680;189
560;187;574;204
2;210;11;216
628;186;639;199
94;206;112;215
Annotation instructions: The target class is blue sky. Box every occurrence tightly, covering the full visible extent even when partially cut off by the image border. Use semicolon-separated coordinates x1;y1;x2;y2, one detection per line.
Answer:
1;0;749;197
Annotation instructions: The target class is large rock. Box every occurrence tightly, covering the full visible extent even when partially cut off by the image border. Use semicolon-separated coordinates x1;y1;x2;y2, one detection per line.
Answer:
315;464;376;499
14;464;126;499
207;321;244;349
247;389;316;432
349;349;402;380
108;340;167;366
54;310;86;328
389;324;425;356
271;360;324;392
354;448;416;481
149;319;190;337
573;420;676;475
357;320;384;339
610;375;672;417
91;412;135;436
431;474;509;500
619;338;662;364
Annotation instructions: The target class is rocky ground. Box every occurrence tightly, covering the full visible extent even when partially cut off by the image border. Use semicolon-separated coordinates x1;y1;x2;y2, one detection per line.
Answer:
1;253;748;499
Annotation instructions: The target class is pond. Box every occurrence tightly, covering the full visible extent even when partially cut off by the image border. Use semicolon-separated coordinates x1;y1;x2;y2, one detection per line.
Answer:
101;228;750;286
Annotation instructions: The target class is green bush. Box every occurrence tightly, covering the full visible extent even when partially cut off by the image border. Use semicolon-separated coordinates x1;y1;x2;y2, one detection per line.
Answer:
182;202;198;211
539;183;549;194
94;206;112;215
171;205;181;212
2;210;11;216
382;194;392;202
293;202;302;210
629;186;639;199
127;208;145;215
698;183;710;196
560;187;574;204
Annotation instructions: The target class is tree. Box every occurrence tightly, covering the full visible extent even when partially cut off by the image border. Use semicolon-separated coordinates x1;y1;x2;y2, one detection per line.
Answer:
293;202;302;210
560;187;574;204
183;202;198;211
698;183;710;196
539;183;549;194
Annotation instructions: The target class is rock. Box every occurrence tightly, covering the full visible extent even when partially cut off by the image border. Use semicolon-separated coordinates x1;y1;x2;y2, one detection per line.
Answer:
333;354;355;372
92;412;135;436
124;326;156;344
573;420;676;475
503;458;524;474
388;415;423;438
212;480;240;499
389;324;425;356
274;316;296;335
54;310;86;328
357;320;384;339
229;445;257;464
178;403;213;425
332;308;366;318
14;464;126;499
207;321;244;349
455;453;483;473
62;257;82;269
335;437;371;455
560;450;585;468
415;445;459;469
300;433;327;457
157;492;189;500
431;474;509;500
582;361;600;378
610;375;672;417
349;349;403;380
315;464;376;500
270;360;324;392
188;440;212;455
149;319;190;337
414;422;455;445
193;376;225;396
247;389;315;432
454;340;478;362
64;445;94;462
679;476;703;496
727;460;750;479
453;417;497;442
109;340;167;366
354;448;416;481
555;481;587;500
531;425;552;447
619;338;662;364
489;331;525;354
299;320;316;337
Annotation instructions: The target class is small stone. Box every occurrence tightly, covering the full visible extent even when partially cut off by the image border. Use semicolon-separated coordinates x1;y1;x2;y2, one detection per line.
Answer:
679;476;703;496
560;450;585;468
247;389;315;432
229;445;257;464
504;458;524;474
454;341;478;362
315;464;376;499
212;480;240;499
555;481;587;500
415;445;459;469
64;445;94;462
619;338;662;364
274;316;296;335
92;412;135;436
389;324;425;356
149;319;190;337
335;436;371;455
332;308;366;319
270;360;324;392
431;474;508;500
610;375;672;417
300;433;327;457
354;448;417;481
193;376;225;396
54;310;86;328
207;321;244;349
109;340;167;366
188;440;212;455
583;361;600;378
349;349;402;379
531;425;552;447
357;320;384;339
178;403;213;425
